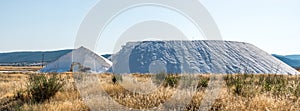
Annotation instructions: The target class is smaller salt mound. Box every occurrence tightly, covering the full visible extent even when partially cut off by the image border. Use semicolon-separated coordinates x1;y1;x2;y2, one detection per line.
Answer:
111;40;299;75
40;47;112;73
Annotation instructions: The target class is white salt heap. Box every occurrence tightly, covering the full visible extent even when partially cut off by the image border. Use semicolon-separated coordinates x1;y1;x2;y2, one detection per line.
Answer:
111;40;299;75
40;46;112;73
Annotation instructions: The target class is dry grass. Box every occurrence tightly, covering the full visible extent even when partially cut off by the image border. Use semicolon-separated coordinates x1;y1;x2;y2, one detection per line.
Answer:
0;73;300;111
0;66;42;71
0;72;89;111
0;73;27;98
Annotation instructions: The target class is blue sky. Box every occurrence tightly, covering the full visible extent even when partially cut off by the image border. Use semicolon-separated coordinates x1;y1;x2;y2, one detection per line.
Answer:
0;0;299;55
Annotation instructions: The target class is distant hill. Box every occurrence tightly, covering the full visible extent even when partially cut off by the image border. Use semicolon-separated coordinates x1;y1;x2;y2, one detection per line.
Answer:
285;55;300;60
101;54;112;60
0;49;113;66
272;54;300;69
0;49;72;66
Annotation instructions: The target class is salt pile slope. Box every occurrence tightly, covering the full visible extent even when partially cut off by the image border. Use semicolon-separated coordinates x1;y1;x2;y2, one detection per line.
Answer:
40;47;112;73
111;41;299;75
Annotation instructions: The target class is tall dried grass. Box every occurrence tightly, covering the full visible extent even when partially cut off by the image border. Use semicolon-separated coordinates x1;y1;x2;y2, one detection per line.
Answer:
1;73;300;111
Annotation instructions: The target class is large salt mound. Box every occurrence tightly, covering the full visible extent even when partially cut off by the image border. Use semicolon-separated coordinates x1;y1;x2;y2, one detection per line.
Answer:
111;40;299;75
40;47;112;73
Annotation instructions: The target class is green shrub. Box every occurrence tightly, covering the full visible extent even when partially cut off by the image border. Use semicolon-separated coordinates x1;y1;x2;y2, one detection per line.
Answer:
198;77;209;88
225;75;249;96
233;76;244;95
273;75;288;95
263;75;278;92
224;74;235;87
163;75;179;88
294;84;300;98
26;74;65;103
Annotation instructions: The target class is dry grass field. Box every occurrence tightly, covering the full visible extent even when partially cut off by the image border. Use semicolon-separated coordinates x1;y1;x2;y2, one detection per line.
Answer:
0;72;88;111
0;66;42;71
0;67;300;111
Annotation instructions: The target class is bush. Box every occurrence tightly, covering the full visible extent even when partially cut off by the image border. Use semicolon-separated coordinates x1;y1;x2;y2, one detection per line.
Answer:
263;75;273;92
294;84;300;98
225;75;248;96
233;76;244;95
197;76;210;89
164;75;179;88
26;74;65;103
273;75;288;95
224;74;235;87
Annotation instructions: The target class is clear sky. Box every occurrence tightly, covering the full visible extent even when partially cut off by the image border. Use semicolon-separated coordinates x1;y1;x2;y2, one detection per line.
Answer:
0;0;299;55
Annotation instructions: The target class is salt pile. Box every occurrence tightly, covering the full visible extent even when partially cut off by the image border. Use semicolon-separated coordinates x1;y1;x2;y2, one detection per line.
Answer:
111;40;299;75
40;46;112;73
